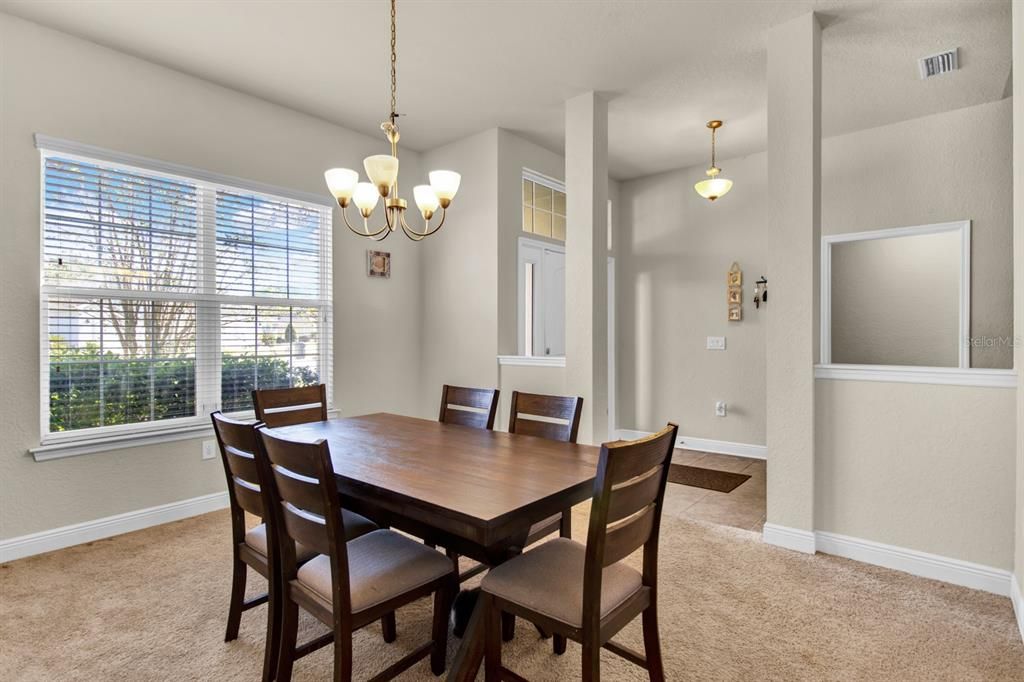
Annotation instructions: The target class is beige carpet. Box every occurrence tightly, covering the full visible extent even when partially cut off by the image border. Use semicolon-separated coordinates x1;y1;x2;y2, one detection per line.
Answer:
2;491;1022;681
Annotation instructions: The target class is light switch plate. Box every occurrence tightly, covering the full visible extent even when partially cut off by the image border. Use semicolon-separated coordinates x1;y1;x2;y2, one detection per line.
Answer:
202;440;218;460
706;336;726;350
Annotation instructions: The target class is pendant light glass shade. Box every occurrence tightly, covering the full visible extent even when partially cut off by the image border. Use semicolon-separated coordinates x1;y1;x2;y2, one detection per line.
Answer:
694;171;733;202
352;182;381;217
413;185;440;217
324;168;360;202
363;155;400;196
429;170;461;206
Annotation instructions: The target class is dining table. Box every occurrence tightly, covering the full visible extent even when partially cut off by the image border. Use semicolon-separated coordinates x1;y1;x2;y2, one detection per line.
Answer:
269;411;602;681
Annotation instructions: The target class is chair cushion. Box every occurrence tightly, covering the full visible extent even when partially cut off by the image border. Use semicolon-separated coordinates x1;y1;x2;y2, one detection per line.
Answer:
296;529;454;614
244;510;376;562
481;537;643;628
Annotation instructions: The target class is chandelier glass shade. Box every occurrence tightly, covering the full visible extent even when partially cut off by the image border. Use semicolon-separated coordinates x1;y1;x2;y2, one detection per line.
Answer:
694;120;733;202
324;0;460;241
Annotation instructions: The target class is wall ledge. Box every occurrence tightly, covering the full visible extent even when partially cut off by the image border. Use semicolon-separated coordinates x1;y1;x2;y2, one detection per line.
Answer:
0;491;229;563
763;524;1014;596
497;355;566;367
616;429;766;460
814;364;1016;388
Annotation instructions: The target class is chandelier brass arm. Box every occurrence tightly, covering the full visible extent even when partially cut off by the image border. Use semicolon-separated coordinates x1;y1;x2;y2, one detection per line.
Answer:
399;207;447;241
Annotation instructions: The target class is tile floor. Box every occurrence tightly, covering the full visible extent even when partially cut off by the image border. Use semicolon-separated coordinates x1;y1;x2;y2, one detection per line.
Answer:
664;449;766;532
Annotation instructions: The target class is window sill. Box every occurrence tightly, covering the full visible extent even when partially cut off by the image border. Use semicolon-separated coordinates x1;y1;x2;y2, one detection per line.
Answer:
30;408;340;462
813;364;1016;388
497;355;566;368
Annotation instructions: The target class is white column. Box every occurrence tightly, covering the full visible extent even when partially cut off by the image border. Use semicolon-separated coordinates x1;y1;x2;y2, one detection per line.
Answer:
564;91;609;445
765;12;821;548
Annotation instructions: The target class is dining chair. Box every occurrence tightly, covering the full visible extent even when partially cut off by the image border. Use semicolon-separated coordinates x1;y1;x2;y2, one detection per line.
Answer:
252;384;328;428
481;423;679;681
211;412;380;682
256;427;459;682
508;391;584;545
438;384;500;430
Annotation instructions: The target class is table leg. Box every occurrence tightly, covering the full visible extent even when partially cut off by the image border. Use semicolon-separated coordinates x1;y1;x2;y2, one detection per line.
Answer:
447;588;486;682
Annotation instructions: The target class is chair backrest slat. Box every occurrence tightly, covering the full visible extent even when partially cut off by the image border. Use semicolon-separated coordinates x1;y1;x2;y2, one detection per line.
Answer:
253;384;328;428
280;503;331;556
273;467;327;517
602;504;656;566
438;385;499;430
583;423;678;612
211;412;265;519
605;466;663;525
508;391;583;444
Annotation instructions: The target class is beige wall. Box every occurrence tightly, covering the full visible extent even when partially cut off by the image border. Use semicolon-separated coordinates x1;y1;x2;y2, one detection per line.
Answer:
496;364;568;432
0;14;424;539
416;130;500;418
1012;2;1023;600
616;97;1013;447
816;380;1016;569
617;153;769;445
823;98;1013;369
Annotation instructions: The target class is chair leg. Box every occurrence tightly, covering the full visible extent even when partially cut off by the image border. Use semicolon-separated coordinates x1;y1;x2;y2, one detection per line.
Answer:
381;612;397;643
484;594;502;682
501;611;515;642
263;570;282;682
445;548;460;573
276;599;299;682
553;633;567;655
642;603;665;682
333;628;352;682
431;576;457;676
559;510;572;539
225;557;247;642
582;636;600;682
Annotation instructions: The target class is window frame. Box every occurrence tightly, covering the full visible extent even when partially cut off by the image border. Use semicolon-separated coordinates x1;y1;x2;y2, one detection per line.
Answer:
522;169;566;242
32;136;334;459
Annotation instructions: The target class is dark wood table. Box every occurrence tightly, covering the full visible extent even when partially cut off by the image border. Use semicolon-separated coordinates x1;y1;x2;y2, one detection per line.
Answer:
270;412;600;681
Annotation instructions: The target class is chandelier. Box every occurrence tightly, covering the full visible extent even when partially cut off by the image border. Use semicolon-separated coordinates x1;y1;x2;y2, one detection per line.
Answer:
694;120;733;202
323;0;460;241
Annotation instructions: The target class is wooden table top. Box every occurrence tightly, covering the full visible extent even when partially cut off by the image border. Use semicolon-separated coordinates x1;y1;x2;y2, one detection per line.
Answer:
269;413;601;546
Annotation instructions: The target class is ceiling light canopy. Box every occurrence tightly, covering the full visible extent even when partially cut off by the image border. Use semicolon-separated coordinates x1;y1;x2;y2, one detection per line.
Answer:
694;120;733;202
324;0;459;241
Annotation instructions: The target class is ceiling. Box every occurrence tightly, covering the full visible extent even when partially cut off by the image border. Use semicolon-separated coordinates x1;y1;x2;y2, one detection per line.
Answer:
0;0;1011;180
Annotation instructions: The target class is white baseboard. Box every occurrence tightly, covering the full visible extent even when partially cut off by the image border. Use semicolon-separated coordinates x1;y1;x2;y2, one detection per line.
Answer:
615;429;767;460
762;523;1013;596
762;523;817;554
0;491;229;563
1012;575;1024;643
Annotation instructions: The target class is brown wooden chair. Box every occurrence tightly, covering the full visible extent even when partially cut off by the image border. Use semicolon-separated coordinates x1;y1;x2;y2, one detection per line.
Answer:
252;384;328;428
508;391;584;546
481;423;679;681
438;384;499;430
256;426;458;681
211;412;380;682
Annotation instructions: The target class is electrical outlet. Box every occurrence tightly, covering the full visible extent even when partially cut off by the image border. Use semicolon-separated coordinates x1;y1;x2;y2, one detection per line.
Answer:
715;401;727;417
706;336;726;350
202;440;218;460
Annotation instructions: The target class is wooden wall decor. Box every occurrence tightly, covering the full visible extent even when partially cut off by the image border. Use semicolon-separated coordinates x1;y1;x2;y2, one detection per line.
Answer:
727;262;742;321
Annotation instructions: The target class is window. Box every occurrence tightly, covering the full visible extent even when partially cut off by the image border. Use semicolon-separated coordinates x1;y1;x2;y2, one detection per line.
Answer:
41;149;333;440
522;171;566;241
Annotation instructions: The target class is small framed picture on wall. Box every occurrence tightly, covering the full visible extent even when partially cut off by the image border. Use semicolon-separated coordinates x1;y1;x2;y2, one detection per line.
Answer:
367;250;391;279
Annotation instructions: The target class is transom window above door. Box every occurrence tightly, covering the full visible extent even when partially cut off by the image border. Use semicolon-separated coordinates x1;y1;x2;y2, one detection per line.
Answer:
522;170;566;241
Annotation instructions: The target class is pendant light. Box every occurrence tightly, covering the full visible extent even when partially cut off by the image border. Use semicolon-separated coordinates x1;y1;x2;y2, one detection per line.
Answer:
694;120;733;202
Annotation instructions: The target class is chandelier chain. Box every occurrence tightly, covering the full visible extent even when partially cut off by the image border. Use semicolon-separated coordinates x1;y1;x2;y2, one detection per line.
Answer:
390;0;397;122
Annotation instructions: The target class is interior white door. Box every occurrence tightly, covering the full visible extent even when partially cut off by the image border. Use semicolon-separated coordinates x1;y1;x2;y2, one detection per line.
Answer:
543;249;566;356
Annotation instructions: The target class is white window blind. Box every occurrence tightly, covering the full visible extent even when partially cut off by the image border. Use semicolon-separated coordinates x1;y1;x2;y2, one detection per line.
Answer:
41;151;333;440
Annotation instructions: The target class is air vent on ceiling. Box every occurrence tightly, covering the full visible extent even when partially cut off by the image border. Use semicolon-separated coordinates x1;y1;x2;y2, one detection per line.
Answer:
918;48;959;80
